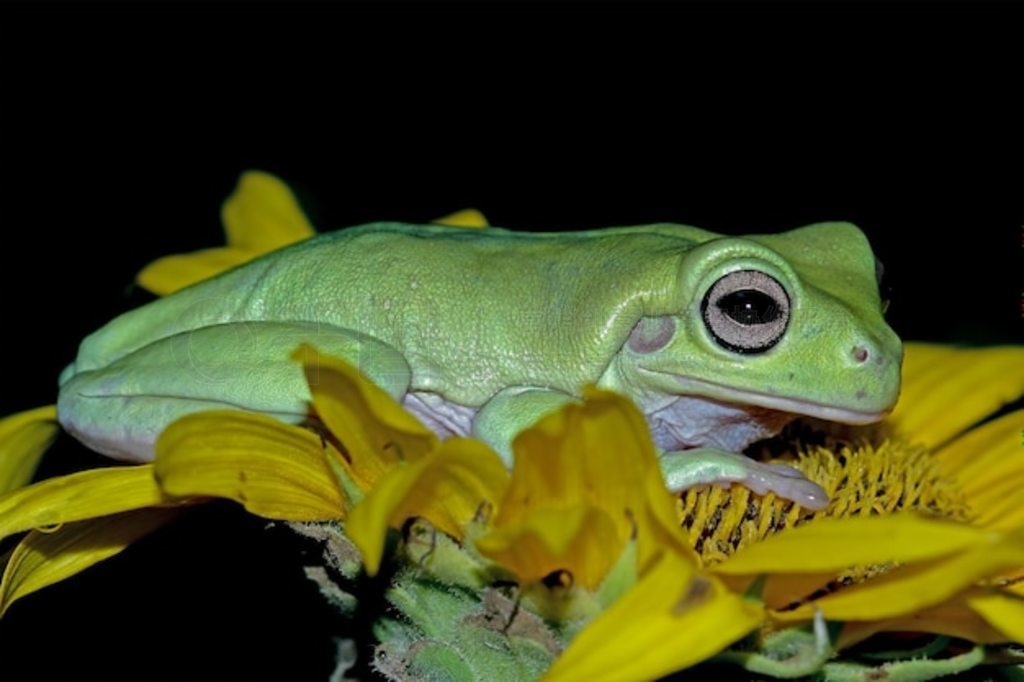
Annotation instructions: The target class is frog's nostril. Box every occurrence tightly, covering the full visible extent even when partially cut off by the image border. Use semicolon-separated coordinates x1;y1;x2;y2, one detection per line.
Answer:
852;346;870;363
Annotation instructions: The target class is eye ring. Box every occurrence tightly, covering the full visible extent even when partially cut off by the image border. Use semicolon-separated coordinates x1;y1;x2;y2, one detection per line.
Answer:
701;270;790;354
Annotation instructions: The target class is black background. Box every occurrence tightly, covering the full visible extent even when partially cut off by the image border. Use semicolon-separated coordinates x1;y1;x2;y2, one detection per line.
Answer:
1;2;1021;680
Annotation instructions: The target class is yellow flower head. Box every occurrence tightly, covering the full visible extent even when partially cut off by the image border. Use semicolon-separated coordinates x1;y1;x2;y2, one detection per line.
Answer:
670;341;1024;657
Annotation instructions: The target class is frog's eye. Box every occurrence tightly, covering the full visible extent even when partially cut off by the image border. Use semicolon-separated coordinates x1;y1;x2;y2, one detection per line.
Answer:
701;270;790;354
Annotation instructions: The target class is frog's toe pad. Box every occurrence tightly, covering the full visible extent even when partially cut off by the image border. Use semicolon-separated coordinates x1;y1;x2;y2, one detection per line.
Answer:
741;461;828;511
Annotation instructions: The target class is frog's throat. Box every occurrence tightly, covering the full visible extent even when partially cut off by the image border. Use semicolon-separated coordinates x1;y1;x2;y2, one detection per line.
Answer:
644;369;889;425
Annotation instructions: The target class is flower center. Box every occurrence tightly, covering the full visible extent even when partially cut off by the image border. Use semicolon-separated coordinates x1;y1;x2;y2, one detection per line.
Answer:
677;438;971;567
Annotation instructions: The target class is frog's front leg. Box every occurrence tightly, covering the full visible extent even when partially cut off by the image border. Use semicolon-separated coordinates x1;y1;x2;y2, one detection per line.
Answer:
471;386;577;466
660;449;828;510
472;387;828;510
57;321;410;462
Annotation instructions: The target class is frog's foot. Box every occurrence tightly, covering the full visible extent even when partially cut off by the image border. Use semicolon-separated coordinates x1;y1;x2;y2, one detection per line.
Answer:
660;449;828;510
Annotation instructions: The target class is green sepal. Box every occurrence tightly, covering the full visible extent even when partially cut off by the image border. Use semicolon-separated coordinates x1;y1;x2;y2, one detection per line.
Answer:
403;518;491;590
821;644;985;681
594;539;637;609
373;568;559;682
717;611;834;678
326;455;365;509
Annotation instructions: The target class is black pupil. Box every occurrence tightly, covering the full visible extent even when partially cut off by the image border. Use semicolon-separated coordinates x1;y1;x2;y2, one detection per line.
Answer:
717;290;780;325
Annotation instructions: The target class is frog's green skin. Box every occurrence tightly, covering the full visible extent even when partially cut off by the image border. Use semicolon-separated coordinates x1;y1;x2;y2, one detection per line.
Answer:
57;221;901;510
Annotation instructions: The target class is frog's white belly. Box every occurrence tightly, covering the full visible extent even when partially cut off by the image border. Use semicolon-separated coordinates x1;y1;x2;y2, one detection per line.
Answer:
402;389;793;455
401;391;477;438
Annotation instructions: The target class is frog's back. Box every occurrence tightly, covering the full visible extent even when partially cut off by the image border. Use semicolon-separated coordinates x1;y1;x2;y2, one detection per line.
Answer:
66;222;716;404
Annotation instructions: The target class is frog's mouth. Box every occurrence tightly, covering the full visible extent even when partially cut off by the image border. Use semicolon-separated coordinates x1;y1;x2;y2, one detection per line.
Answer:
654;372;890;425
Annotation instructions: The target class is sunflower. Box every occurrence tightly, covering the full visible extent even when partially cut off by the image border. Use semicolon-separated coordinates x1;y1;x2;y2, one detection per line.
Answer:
668;343;1024;678
0;171;1021;681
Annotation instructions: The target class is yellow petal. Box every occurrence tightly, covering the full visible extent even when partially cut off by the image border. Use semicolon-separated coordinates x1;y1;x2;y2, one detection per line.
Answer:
293;344;438;489
136;170;315;295
499;389;656;531
0;508;183;617
757;571;843;611
836;591;1014;649
967;590;1024;643
221;170;316;251
432;209;489;228
544;551;762;682
714;514;987;576
0;405;58;495
889;343;1024;449
155;410;345;521
346;438;508;575
638;463;699;571
0;465;171;542
136;248;255;296
476;506;623;590
778;528;1024;622
971;489;1024;532
493;388;694;580
934;410;1024;510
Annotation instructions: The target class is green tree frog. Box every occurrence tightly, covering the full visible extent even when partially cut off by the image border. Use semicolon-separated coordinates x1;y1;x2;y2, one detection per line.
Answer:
57;221;901;510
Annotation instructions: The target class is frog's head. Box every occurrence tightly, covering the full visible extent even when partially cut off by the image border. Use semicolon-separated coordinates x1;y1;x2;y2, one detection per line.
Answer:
619;222;901;424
